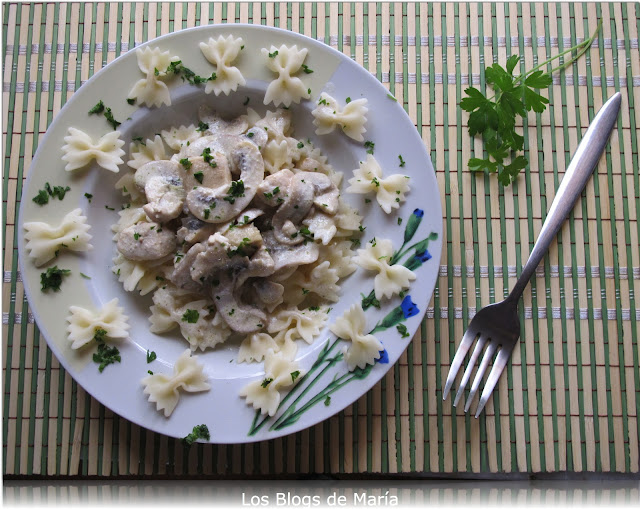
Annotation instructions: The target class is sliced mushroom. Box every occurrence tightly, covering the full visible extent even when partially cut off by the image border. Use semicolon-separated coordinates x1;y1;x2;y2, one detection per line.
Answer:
181;154;231;192
134;160;186;223
199;105;249;135
236;245;275;287
252;279;284;312
269;171;338;245
186;140;265;223
176;216;219;246
117;222;176;261
262;230;319;273
169;242;206;292
255;169;294;207
299;171;340;215
211;273;268;334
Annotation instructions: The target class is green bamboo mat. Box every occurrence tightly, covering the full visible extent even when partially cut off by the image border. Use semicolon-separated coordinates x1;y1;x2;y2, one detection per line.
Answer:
2;2;640;477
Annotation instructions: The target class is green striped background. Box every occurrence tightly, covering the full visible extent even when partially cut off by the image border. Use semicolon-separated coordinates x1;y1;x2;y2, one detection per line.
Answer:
2;2;639;476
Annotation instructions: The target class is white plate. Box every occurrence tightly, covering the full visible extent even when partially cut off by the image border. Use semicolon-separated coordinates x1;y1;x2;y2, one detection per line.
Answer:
18;24;442;444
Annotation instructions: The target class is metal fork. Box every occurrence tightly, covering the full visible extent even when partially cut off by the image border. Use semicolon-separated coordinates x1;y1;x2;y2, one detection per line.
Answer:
443;92;622;417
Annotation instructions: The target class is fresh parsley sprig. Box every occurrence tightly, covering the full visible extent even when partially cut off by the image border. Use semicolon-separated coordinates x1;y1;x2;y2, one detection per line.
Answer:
461;20;602;186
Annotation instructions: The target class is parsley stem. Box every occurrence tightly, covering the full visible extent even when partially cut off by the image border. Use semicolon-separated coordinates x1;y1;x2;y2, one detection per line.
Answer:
515;19;601;83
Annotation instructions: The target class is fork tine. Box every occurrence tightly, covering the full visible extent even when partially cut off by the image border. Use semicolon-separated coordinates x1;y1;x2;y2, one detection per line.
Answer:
442;327;479;401
474;346;513;418
453;335;488;407
464;341;498;413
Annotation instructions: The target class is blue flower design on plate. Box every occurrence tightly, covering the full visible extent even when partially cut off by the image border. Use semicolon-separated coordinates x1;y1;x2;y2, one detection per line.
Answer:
413;208;424;218
401;295;419;319
415;249;432;263
376;348;389;364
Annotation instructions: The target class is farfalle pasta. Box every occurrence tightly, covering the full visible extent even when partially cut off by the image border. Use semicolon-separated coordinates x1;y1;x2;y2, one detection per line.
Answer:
142;349;210;417
267;307;328;344
199;35;246;96
149;285;232;352
127;135;169;170
238;332;280;364
346;155;411;214
61;127;125;173
312;93;369;142
24;208;93;266
354;238;416;300
239;350;301;416
262;44;311;107
161;125;201;151
66;298;130;350
329;303;382;370
128;47;179;107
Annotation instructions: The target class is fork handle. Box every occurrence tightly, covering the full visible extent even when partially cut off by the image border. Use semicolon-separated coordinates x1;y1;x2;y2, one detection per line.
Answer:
508;92;622;303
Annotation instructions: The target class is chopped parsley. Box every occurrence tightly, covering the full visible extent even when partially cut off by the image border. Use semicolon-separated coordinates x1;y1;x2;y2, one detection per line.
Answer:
194;171;204;184
33;183;71;205
398;154;406;167
80;272;91;279
350;237;361;248
396;324;410;338
364;140;375;154
302;64;314;74
88;100;105;115
268;50;279;58
182;424;210;446
223;180;245;204
243;96;250;106
204;208;210;220
324;396;331;406
40;266;71;292
291;371;301;382
179;158;192;170
361;292;381;309
154;67;160;76
308;306;320;311
147;370;153;375
346;97;352;103
126;97;136;105
105;205;115;211
364;198;372;203
397;218;403;225
247;132;254;138
299;226;314;242
228;308;235;316
318;98;328;106
32;189;49;205
132;136;146;145
371;177;380;187
297;141;304;149
182;309;200;323
196;121;209;132
261;377;274;388
92;328;121;372
209;72;217;81
104;107;121;130
146;350;157;363
202;147;217;167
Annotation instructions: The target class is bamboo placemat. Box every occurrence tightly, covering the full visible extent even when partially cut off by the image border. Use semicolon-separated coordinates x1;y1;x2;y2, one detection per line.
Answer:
2;2;639;477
